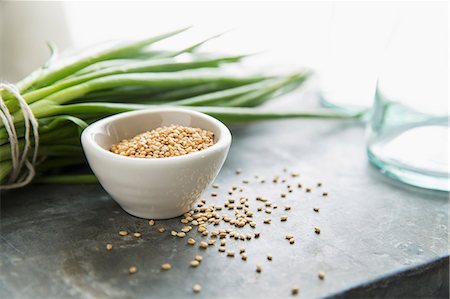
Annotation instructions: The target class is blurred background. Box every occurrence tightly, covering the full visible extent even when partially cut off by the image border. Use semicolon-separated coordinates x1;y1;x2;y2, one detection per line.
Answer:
1;1;447;104
2;1;333;82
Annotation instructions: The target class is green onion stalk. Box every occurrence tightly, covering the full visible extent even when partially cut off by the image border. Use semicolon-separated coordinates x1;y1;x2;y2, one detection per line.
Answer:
0;27;362;188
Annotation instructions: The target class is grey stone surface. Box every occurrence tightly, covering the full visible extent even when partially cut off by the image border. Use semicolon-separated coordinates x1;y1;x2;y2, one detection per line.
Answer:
1;117;449;299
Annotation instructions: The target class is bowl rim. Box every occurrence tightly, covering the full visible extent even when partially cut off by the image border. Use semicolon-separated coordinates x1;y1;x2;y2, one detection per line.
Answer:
81;107;232;164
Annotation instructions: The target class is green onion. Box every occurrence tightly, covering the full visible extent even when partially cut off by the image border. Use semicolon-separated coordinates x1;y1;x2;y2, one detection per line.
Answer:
0;28;359;187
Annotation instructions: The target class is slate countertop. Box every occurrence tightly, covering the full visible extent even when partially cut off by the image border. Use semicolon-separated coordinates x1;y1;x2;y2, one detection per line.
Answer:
1;116;448;298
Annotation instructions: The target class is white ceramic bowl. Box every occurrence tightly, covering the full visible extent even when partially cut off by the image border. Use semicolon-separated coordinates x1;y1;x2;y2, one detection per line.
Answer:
81;108;231;219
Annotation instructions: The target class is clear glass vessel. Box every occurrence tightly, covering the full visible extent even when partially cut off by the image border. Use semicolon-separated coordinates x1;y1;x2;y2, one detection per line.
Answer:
367;3;449;191
320;2;398;113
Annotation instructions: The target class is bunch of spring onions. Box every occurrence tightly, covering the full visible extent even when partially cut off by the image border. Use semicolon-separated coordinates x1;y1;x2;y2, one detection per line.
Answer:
0;27;357;188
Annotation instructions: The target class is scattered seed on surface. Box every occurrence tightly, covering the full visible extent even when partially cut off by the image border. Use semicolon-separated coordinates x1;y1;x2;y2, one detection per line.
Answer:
161;263;171;271
322;192;328;196
256;264;262;273
149;219;155;226
195;255;203;262
235;169;242;175
211;192;217;197
128;266;137;274
119;231;128;236
123;167;329;276
227;250;235;257
315;227;321;234
317;182;322;187
292;288;300;295
306;188;311;192
171;231;177;236
318;271;325;280
193;284;202;293
106;243;113;251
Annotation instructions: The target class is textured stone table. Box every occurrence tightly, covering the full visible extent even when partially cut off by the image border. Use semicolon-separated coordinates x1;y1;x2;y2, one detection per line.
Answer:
1;114;449;298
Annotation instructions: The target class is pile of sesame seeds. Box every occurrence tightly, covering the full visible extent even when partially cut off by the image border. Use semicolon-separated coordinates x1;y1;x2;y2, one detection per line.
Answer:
110;125;214;158
108;167;329;296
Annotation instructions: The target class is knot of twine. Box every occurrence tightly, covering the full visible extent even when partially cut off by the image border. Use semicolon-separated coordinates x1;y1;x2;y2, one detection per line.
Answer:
0;82;39;190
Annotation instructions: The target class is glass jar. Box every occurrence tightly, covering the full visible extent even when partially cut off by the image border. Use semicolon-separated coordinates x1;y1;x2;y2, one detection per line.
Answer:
367;2;449;191
319;2;399;113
